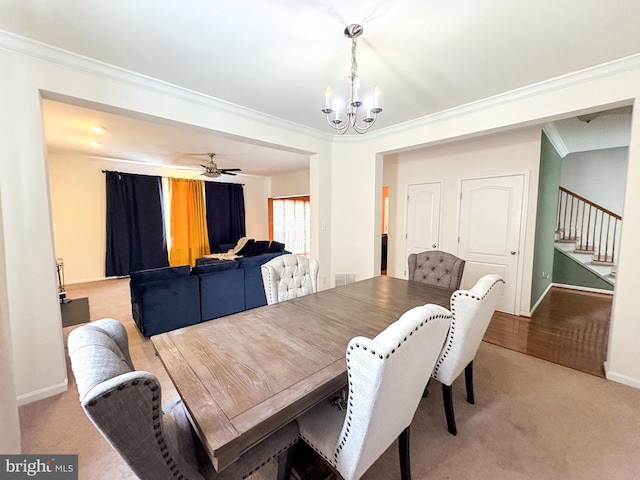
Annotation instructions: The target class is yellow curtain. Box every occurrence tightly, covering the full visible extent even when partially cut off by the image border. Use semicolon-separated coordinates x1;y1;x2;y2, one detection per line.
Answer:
168;178;210;266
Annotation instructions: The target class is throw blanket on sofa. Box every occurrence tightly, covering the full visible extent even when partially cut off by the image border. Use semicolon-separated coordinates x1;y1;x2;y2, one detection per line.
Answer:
201;252;241;261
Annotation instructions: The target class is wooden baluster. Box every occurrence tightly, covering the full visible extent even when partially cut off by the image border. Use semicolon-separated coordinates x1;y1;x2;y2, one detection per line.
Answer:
604;214;611;263
586;205;592;251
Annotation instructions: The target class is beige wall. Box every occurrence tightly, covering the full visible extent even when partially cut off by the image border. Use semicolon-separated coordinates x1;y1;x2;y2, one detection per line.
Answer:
48;154;270;284
268;169;310;198
0;34;333;410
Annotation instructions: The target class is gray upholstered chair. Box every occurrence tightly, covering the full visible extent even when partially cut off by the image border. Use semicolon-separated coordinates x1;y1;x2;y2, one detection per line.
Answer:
68;318;298;480
296;304;451;480
431;274;505;435
407;250;465;290
261;254;319;305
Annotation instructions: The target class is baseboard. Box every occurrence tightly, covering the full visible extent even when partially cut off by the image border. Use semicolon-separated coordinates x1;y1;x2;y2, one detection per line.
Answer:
17;379;68;407
551;282;614;295
66;276;125;285
529;283;554;316
604;362;640;389
523;282;611;317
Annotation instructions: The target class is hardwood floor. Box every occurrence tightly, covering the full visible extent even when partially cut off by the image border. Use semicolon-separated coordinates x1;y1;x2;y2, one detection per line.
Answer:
483;287;612;378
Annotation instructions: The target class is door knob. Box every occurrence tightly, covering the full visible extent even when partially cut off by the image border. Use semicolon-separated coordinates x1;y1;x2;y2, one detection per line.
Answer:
510;251;517;255
432;244;437;248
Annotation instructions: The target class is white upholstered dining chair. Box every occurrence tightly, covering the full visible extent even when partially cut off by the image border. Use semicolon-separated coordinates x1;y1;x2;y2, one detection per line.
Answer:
68;318;298;480
261;254;319;305
296;304;451;480
431;273;505;435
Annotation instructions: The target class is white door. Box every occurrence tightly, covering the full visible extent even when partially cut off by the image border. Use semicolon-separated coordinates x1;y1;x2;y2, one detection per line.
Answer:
405;183;442;274
458;175;525;314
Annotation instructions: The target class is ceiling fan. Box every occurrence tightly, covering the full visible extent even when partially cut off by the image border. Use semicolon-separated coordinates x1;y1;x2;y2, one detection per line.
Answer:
200;153;241;178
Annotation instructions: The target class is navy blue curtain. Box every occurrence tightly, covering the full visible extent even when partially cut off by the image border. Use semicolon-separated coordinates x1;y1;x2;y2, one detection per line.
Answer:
105;171;169;276
205;182;246;252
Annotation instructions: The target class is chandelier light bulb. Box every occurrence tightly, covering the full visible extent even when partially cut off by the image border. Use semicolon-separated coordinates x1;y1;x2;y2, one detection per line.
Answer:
324;87;332;110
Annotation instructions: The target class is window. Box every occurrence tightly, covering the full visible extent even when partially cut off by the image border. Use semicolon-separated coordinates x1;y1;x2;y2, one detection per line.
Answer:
270;196;310;256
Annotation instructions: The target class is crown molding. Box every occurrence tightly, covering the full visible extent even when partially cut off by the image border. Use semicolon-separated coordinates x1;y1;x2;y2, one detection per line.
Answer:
3;29;640;146
369;53;640;140
0;29;332;143
542;122;569;158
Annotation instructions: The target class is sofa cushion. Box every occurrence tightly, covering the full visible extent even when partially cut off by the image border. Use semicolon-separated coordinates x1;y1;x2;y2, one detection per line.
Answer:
237;252;288;309
268;241;285;253
199;268;245;320
236;238;255;256
191;261;239;275
250;240;270;256
130;265;190;283
130;271;200;337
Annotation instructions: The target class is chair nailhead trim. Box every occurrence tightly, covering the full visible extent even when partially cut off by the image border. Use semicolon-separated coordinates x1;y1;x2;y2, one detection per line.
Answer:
432;278;504;379
85;378;196;480
333;313;450;465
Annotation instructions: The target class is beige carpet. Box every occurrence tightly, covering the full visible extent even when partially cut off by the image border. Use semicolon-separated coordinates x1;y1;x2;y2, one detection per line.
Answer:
19;279;640;479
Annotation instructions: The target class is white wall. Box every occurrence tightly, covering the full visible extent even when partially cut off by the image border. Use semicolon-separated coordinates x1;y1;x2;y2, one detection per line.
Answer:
3;31;640;420
561;147;628;215
329;141;383;282
383;127;542;315
48;154;270;284
0;188;20;452
325;56;640;389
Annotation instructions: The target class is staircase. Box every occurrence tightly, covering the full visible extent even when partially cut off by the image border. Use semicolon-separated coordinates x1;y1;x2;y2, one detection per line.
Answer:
555;187;619;286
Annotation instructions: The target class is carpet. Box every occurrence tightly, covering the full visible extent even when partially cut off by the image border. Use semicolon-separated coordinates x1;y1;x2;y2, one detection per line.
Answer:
19;279;640;480
20;340;640;480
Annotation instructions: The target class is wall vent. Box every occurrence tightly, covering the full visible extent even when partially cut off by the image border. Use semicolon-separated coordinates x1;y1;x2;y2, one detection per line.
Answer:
334;273;356;286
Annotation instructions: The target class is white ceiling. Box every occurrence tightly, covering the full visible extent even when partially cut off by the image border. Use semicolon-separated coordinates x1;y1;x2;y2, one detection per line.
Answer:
41;99;313;177
2;0;639;173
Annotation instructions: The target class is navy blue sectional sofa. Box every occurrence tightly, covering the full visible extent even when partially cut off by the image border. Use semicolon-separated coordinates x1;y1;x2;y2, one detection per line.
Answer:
130;250;287;337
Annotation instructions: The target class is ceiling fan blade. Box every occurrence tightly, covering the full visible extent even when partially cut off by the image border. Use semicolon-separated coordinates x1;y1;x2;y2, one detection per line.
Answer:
222;172;237;176
221;168;241;172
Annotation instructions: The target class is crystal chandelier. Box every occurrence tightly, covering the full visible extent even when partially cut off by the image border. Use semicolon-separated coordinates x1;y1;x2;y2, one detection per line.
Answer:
322;24;382;135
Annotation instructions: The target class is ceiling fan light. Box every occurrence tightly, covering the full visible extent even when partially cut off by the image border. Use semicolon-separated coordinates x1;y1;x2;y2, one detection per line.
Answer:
89;125;106;133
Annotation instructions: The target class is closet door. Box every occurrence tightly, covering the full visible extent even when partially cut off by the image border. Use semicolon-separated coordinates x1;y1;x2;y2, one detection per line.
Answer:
458;174;525;314
405;182;442;275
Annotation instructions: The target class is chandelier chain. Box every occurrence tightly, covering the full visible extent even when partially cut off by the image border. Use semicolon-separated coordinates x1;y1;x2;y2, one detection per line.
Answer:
350;37;358;81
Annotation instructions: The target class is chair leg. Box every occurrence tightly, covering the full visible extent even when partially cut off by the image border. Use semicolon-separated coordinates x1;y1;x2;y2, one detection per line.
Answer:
276;448;294;480
465;361;475;405
398;426;412;480
442;384;457;436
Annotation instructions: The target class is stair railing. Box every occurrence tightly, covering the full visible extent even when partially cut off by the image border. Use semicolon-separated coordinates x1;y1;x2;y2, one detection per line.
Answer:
556;187;621;266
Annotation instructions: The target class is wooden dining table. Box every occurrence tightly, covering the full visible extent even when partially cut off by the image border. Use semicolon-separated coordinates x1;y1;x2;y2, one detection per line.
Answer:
151;275;454;472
